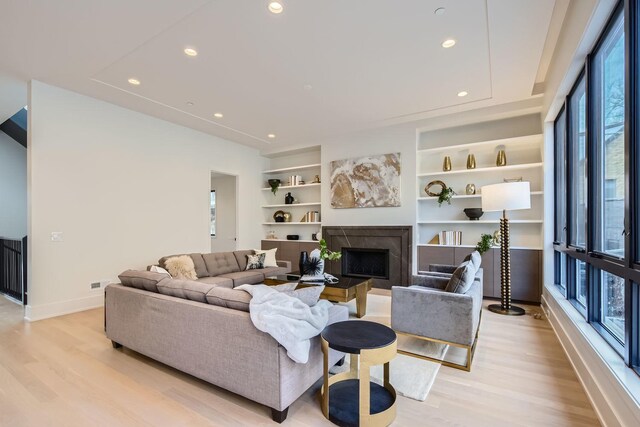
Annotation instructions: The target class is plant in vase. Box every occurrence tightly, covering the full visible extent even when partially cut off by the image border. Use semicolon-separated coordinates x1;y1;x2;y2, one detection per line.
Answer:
268;179;281;195
437;187;456;206
475;233;494;255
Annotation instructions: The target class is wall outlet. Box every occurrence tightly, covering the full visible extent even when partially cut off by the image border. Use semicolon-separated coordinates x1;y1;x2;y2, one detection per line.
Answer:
89;280;112;290
90;282;101;290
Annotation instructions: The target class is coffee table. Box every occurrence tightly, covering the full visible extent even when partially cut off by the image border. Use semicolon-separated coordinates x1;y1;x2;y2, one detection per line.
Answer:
263;273;373;318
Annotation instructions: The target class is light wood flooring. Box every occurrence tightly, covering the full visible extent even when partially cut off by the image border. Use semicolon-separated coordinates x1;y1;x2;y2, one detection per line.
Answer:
0;292;600;426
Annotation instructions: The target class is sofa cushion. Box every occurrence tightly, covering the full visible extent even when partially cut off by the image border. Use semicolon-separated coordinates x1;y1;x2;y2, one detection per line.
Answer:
205;287;251;312
218;271;264;287
118;270;169;292
164;255;198;280
253;248;278;267
245;253;266;270
159;253;209;278
156;279;216;303
233;250;254;271
203;252;240;276
260;266;288;278
196;276;234;289
445;261;475;294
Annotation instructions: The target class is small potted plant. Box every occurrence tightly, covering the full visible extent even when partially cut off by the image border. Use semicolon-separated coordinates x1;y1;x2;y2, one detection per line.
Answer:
268;179;281;195
475;233;493;255
437;187;456;206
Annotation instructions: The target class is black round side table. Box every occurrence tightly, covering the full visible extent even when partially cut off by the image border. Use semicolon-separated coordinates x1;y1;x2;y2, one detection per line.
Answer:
321;320;397;427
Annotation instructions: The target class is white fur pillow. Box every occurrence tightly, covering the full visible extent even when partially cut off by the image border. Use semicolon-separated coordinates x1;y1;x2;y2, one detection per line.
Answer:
164;255;198;280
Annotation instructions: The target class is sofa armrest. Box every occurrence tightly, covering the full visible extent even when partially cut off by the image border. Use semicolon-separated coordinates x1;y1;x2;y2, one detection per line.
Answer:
428;264;457;274
276;260;292;273
391;284;478;346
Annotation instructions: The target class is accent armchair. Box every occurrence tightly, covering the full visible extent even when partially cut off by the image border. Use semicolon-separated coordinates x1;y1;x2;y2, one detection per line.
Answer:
391;254;483;371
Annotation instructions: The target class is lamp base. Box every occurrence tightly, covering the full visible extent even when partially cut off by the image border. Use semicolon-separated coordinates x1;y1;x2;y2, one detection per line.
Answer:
488;304;525;316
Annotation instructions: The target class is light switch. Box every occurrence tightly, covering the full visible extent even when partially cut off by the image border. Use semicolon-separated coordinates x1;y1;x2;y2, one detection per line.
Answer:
51;232;64;242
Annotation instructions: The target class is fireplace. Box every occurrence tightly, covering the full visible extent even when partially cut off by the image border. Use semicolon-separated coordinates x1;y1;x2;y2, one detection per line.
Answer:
323;226;412;289
342;248;390;280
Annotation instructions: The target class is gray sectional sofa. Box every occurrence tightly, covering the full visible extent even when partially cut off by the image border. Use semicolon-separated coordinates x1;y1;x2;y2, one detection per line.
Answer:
105;250;347;423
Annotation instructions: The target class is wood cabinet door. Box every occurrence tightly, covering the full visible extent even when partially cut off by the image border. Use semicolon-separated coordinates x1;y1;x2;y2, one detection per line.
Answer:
493;248;541;303
417;246;455;272
454;247;495;298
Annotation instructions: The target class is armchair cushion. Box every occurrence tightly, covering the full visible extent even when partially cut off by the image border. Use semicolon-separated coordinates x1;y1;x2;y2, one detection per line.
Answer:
444;261;475;294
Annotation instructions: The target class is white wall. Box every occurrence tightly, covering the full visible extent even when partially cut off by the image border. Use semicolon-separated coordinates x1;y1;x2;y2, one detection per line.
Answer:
210;174;237;252
27;81;262;320
0;131;27;239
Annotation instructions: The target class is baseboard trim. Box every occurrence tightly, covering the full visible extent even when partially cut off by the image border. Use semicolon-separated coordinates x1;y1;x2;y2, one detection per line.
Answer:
25;293;103;321
542;285;640;427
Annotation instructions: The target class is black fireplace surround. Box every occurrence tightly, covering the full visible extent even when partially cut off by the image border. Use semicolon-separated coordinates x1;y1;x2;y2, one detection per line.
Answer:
323;226;412;289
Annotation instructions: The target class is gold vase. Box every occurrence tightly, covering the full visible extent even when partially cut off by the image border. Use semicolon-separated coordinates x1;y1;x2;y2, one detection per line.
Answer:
443;156;452;172
466;154;476;169
496;149;507;167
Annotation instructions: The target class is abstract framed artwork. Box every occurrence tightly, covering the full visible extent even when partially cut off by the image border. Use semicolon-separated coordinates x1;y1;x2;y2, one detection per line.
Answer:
330;153;401;208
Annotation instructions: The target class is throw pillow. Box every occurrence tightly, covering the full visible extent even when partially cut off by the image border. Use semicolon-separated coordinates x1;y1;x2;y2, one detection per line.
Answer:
253;248;278;268
463;251;482;271
164;255;198;280
150;265;172;277
283;285;325;306
245;253;266;270
444;261;475;293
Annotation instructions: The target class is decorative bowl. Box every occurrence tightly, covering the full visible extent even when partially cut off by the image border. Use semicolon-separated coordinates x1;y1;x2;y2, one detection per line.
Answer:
463;208;484;221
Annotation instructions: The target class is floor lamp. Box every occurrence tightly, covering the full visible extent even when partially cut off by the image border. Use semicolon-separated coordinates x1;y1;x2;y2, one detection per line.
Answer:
481;182;531;316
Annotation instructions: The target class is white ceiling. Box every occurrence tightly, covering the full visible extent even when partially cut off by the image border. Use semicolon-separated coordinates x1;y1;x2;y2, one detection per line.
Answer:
0;0;562;149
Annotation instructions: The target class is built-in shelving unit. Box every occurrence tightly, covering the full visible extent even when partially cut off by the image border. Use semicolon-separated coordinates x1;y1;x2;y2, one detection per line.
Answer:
261;147;322;241
416;133;544;248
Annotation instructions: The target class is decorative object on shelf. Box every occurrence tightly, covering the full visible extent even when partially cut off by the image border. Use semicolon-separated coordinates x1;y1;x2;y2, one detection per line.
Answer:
330;152;401;208
312;175;321;184
437;187;456;206
300;211;320;222
298;251;309;275
425;180;446;196
283;212;292;222
273;210;285;222
496;149;507;166
465;183;476;195
475;233;493;254
284;192;294;204
481;181;531;316
289;175;303;186
286;234;299;240
312;233;318;241
319;239;342;261
442;155;452;171
492;229;501;246
316;230;322;241
438;230;462;245
463;207;484;220
266;230;277;239
268;179;281;195
298;180;305;185
503;177;523;182
466;154;476;169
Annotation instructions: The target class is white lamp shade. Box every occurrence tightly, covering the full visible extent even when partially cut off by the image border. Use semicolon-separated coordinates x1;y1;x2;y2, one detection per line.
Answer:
481;182;531;212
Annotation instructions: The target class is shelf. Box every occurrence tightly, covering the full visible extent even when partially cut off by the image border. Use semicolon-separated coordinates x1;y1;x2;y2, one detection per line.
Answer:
261;202;321;208
262;183;321;191
417;191;544;201
418;220;543;224
417;162;543;177
262;222;322;225
262;163;321;174
262;239;318;243
417;243;542;250
417;134;542;154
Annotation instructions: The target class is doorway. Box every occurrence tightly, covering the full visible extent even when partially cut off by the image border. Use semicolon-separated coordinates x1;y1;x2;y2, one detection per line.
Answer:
210;171;238;252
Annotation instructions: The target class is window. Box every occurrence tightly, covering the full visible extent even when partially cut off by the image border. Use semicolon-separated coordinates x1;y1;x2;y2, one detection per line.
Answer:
210;190;216;237
555;251;567;295
593;10;626;258
568;76;587;248
576;259;587;309
554;108;567;243
600;270;626;343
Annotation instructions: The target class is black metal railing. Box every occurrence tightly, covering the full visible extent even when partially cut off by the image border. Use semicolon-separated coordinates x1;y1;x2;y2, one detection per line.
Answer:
0;237;26;303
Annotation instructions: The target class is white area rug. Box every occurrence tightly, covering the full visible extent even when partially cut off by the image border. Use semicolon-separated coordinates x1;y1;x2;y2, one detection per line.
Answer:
331;294;446;401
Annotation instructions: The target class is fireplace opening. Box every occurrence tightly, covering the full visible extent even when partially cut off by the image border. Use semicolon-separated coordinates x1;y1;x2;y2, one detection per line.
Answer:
341;248;390;280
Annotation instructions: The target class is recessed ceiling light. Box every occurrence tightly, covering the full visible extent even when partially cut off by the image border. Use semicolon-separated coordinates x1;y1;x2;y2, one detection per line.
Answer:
186;101;194;106
457;91;468;97
128;78;141;86
267;134;276;139
268;1;283;14
184;48;198;57
434;7;445;16
442;39;456;48
213;113;223;118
